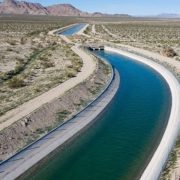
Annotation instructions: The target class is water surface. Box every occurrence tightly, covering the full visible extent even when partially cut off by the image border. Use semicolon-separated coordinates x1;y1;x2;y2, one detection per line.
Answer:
25;51;171;180
59;24;86;36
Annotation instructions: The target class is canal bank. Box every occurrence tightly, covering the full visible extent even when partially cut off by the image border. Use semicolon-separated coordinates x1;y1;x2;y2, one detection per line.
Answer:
57;23;88;44
48;23;77;36
105;46;180;180
0;23;115;179
48;23;87;37
24;47;172;180
1;23;176;180
0;60;119;180
59;23;87;36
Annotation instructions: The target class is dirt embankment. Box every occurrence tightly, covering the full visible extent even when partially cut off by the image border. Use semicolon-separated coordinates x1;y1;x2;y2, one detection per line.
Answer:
0;58;111;161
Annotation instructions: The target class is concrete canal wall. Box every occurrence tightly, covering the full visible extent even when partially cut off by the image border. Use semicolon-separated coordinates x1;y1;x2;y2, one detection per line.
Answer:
0;60;120;180
105;46;180;180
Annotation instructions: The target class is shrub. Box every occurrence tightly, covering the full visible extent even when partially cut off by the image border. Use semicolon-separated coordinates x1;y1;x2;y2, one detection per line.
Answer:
20;37;27;45
8;40;17;46
8;77;25;88
41;61;54;68
14;65;24;73
67;71;76;78
56;110;70;122
6;47;13;51
70;72;76;78
162;47;177;57
16;57;24;63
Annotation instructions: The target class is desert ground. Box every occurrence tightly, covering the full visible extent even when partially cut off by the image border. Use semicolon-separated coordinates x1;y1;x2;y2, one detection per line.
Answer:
0;15;112;160
94;21;180;59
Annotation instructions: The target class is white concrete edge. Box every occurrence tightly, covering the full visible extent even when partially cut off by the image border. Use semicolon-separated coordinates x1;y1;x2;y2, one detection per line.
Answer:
59;35;72;44
105;46;180;180
76;24;89;34
76;24;90;37
92;24;96;35
51;23;89;43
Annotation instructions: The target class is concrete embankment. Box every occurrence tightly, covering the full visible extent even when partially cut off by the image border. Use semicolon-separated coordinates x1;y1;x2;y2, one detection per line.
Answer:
105;46;180;180
0;56;109;161
0;64;120;180
77;24;90;37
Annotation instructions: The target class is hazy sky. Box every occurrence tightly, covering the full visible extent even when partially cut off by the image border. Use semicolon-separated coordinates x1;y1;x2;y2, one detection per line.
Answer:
24;0;180;15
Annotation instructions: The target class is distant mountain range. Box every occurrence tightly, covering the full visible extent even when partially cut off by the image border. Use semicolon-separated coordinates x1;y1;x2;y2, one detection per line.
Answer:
0;0;179;18
0;0;131;17
0;0;49;15
156;13;180;18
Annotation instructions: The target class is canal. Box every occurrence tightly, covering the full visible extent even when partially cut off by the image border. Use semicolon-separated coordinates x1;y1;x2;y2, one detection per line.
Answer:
23;50;171;180
59;23;86;36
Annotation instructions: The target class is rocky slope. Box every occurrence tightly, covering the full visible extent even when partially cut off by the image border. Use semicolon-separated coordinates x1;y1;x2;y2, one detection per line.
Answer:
0;0;49;15
47;4;89;17
0;0;131;17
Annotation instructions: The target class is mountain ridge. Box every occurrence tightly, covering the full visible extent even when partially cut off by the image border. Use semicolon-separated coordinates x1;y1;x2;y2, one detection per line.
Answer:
0;0;49;15
0;0;131;17
1;0;179;18
156;13;180;18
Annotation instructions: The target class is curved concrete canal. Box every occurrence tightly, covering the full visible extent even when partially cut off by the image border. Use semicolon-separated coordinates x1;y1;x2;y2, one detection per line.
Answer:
22;50;172;180
59;23;86;36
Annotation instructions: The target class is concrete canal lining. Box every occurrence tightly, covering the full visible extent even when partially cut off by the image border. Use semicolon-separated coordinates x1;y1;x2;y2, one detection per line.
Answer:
0;65;120;180
105;46;180;180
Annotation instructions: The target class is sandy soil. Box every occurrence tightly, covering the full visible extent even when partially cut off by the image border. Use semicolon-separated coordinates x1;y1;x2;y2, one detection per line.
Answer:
0;30;81;117
0;44;96;131
171;162;180;180
102;25;118;38
59;35;72;44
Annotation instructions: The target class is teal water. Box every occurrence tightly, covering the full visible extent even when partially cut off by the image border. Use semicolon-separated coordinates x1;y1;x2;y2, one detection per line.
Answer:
60;24;86;36
25;51;171;180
